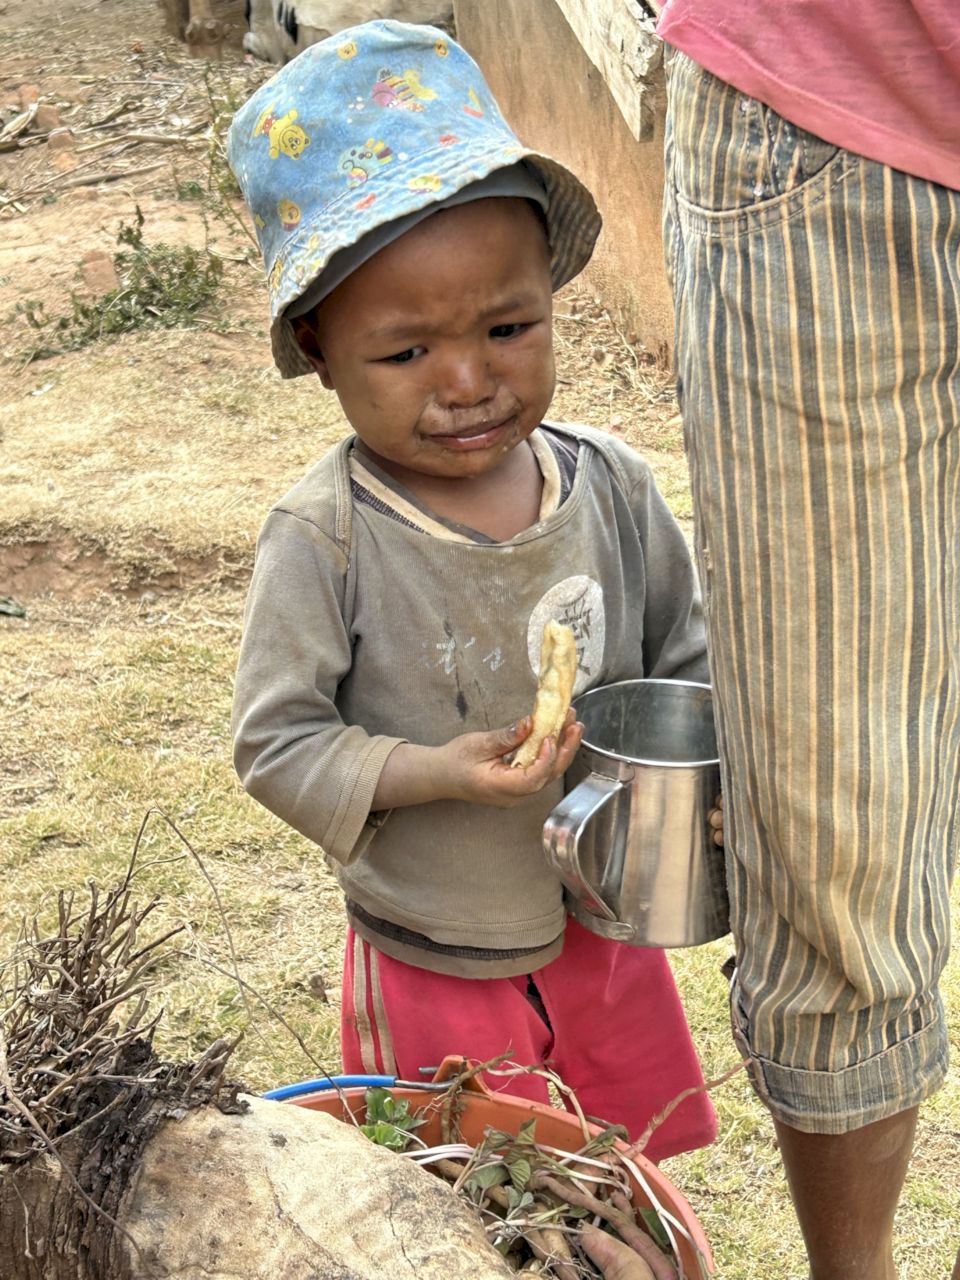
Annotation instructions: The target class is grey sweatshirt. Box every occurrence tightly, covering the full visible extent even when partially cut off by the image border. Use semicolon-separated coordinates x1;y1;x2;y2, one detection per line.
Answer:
232;423;707;976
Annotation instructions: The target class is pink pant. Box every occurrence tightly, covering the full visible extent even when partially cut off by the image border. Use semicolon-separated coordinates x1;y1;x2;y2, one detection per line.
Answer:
341;916;717;1162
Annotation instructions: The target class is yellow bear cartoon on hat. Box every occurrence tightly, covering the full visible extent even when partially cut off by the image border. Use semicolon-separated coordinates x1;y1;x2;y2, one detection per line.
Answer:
253;105;311;161
278;199;301;230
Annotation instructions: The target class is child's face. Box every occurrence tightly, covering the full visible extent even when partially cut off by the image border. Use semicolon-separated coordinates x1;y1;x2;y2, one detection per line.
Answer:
294;197;556;484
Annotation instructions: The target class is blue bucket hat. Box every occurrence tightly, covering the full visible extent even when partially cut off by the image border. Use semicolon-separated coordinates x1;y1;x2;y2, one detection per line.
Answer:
227;19;602;378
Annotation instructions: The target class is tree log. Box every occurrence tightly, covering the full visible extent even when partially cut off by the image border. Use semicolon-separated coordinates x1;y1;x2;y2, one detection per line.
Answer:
0;877;511;1278
1;1096;514;1279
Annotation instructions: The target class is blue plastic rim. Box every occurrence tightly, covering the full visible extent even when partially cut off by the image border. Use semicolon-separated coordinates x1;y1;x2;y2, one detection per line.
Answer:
263;1074;396;1101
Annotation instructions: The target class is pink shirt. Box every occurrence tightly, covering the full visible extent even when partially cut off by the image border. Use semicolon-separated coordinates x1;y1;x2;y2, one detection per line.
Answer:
658;1;960;192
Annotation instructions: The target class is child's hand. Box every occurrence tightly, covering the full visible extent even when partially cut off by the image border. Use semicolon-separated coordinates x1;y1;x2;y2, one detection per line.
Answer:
370;714;583;811
435;710;583;808
708;793;724;846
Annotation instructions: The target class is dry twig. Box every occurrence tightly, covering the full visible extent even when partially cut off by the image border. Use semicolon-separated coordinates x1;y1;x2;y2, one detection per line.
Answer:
0;853;242;1274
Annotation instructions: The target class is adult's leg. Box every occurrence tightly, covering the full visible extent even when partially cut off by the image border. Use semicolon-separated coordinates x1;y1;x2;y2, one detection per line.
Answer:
664;47;959;1278
774;1109;918;1280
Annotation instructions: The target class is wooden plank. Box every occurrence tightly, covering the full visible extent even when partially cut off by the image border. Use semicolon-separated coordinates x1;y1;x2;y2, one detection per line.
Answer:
551;0;663;141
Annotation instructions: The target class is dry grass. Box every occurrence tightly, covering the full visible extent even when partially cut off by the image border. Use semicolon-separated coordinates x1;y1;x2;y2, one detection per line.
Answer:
2;585;956;1279
1;1;958;1276
3;333;958;1279
0;590;343;1083
665;944;960;1277
1;328;341;556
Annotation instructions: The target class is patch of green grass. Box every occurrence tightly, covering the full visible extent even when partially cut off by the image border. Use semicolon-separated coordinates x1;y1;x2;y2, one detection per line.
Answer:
2;588;958;1276
2;264;958;1275
0;599;342;1092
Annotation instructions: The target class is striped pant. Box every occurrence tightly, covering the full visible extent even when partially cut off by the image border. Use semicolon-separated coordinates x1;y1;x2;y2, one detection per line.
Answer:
663;49;960;1132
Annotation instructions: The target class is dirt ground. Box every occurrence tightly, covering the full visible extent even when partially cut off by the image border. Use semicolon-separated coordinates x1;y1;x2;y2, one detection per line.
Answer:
1;3;958;1278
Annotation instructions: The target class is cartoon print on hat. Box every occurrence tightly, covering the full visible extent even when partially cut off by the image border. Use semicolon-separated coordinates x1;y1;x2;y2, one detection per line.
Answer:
227;19;601;379
371;67;437;110
463;88;484;119
278;199;301;229
338;139;393;187
252;105;311;161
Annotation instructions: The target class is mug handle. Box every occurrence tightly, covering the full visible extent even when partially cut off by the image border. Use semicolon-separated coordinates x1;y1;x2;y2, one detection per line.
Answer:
543;773;625;922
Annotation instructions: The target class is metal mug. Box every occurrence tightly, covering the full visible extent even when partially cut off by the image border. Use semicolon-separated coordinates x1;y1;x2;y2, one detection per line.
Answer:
543;679;729;947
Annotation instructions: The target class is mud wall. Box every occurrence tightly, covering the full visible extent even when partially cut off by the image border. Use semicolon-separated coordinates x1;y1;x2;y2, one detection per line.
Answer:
454;0;673;362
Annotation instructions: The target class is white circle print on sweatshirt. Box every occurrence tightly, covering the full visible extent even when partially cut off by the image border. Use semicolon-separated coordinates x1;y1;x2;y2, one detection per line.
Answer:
526;575;605;697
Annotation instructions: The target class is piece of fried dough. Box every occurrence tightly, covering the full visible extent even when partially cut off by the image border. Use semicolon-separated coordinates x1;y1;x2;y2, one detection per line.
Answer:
512;619;577;768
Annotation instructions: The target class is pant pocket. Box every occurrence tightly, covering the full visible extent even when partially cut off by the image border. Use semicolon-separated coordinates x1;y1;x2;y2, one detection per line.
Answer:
665;47;843;215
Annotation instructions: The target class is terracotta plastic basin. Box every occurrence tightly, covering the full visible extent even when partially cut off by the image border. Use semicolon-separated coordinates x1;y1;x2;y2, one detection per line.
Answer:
278;1056;714;1277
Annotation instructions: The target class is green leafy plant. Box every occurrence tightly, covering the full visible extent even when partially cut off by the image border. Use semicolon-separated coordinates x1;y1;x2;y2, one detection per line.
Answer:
18;206;224;363
359;1087;426;1152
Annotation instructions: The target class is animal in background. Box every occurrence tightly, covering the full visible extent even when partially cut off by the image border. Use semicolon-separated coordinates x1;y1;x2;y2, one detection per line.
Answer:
243;0;455;65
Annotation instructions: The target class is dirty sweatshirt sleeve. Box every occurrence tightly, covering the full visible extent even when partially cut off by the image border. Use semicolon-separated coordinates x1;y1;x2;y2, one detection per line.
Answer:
231;507;405;865
621;449;709;683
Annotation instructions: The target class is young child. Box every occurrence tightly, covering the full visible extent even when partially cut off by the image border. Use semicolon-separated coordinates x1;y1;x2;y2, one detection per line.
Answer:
228;20;717;1161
